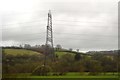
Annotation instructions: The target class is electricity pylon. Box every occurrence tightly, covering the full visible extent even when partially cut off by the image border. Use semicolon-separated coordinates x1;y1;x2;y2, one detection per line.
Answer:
46;10;53;48
44;10;55;67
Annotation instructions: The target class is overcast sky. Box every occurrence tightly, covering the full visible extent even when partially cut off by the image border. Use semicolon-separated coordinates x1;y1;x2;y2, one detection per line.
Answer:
0;0;119;52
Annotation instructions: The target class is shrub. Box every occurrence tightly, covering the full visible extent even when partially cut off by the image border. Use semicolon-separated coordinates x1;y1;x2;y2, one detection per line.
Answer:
32;65;51;76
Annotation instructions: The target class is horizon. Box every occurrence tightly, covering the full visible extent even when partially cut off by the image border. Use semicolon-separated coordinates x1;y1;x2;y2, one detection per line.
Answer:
1;44;118;53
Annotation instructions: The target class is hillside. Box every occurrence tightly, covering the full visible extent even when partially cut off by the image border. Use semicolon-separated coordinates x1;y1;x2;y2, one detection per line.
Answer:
2;48;119;78
3;49;43;56
55;51;75;58
3;48;77;57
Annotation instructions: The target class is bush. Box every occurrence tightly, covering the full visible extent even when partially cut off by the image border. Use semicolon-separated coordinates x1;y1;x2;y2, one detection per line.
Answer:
32;65;51;76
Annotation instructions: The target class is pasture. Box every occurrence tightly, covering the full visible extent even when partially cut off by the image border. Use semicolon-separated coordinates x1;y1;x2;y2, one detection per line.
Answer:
4;49;42;56
3;72;119;80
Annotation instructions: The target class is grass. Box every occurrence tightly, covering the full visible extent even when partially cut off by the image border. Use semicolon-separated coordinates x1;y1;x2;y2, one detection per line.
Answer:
4;49;75;57
3;73;119;80
29;76;118;79
4;49;76;58
30;72;119;79
3;72;119;78
4;49;42;56
55;52;75;58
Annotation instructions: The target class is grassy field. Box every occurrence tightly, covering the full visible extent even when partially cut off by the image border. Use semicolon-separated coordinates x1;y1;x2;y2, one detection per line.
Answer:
55;51;75;58
4;49;42;56
4;49;75;57
3;72;119;80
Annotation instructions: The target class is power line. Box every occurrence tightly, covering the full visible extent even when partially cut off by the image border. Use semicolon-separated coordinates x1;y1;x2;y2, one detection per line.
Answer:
3;32;46;37
53;24;117;28
19;36;45;41
2;36;45;41
55;20;117;24
1;23;116;30
1;24;46;30
2;31;117;38
55;37;117;41
2;10;48;16
1;19;46;27
1;17;117;27
2;35;117;42
54;32;117;38
1;20;117;27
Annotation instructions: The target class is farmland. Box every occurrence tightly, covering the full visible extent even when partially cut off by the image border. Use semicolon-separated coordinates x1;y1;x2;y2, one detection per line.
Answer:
4;49;42;56
3;72;119;80
2;48;120;80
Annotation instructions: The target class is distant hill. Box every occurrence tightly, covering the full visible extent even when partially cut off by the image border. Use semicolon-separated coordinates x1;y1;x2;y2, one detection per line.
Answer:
3;48;83;59
86;50;118;56
3;49;43;56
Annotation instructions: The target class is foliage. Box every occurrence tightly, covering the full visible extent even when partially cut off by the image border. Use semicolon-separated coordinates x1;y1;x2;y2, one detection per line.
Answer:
32;65;51;76
2;48;119;76
74;53;81;61
55;52;75;58
55;44;62;51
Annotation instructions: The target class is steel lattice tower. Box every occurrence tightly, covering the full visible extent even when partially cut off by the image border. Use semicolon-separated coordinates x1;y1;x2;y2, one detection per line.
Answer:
43;10;54;73
44;10;55;65
46;10;53;48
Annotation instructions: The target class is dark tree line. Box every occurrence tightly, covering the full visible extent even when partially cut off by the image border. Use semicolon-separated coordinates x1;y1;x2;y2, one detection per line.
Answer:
2;47;120;76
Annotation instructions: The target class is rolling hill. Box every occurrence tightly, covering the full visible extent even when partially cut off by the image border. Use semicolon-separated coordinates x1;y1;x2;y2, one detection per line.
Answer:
3;49;43;57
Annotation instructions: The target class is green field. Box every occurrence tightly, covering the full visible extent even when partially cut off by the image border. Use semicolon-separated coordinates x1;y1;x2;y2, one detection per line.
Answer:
4;49;75;57
4;49;43;56
3;72;119;80
55;51;75;58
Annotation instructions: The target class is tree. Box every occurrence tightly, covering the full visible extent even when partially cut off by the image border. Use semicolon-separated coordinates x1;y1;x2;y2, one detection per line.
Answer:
32;65;51;76
41;44;53;55
24;44;31;49
19;45;22;48
70;61;85;72
83;57;102;75
92;53;104;61
53;53;74;75
76;49;79;52
55;44;62;51
100;56;117;75
88;60;102;75
74;53;81;61
69;48;72;52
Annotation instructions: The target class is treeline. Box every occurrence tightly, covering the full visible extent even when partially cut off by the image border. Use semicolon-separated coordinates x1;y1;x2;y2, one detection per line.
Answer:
2;48;120;76
87;50;119;55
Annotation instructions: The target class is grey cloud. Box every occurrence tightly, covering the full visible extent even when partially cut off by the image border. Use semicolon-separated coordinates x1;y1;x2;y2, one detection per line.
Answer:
1;0;118;51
